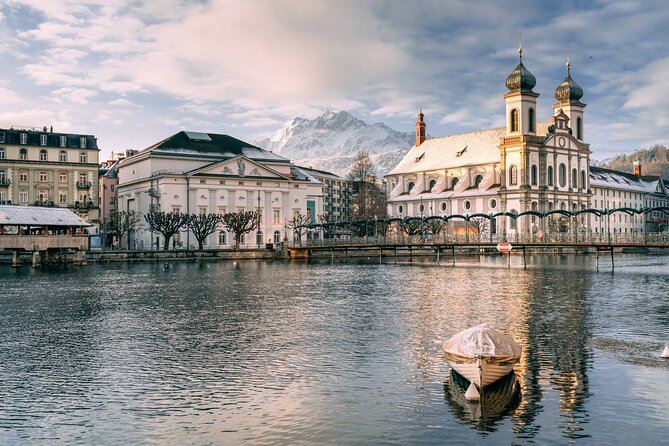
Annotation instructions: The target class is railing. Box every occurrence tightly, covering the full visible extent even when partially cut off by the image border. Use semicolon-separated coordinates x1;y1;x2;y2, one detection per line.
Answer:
295;231;669;248
0;178;10;186
76;181;91;188
0;234;89;251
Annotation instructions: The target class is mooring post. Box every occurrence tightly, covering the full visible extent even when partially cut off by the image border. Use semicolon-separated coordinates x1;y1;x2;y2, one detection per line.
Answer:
436;247;440;265
596;248;599;271
523;245;526;270
452;246;455;267
379;247;382;264
11;250;20;267
394;246;397;264
610;246;615;271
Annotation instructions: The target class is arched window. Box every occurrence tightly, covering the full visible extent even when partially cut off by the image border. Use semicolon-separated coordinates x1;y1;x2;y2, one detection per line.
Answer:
59;151;67;162
39;149;48;161
571;168;577;188
510;209;518;230
451;177;459;189
547;165;554;187
397;204;404;215
528;108;535;133
79;152;87;163
428;179;437;191
20;148;28;160
473;174;483;187
510;109;519;132
509;165;518;185
559;164;566;187
406;182;415;193
531;165;537;186
580;170;586;189
576;117;583;140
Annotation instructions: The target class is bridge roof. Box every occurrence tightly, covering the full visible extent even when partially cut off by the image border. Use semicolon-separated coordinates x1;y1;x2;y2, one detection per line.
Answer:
0;206;91;227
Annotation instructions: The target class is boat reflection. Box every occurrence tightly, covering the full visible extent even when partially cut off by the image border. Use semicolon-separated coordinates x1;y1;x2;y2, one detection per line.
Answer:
444;368;521;432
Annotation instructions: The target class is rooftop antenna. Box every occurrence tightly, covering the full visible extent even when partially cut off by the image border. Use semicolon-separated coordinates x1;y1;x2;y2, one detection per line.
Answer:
566;47;571;74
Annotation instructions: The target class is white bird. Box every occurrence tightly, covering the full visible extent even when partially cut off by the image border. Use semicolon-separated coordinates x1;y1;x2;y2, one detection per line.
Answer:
661;344;669;358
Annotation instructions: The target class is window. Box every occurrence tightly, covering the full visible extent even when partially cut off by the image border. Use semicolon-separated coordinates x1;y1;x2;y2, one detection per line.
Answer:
547;165;554;187
19;188;28;203
80;137;87;149
463;200;472;211
531;165;537;186
79;192;87;203
0;132;4;143
581;170;586;189
38;189;49;202
79;152;87;163
571;168;577;188
237;233;245;245
273;209;280;223
20;133;27;144
451;177;459;189
528;108;535;133
273;230;281;243
79;173;87;183
218;232;227;245
474;175;483;187
397;204;404;215
40;149;48;161
510;109;519;132
59;190;67;204
20;148;27;160
428;179;437;191
41;134;47;146
577;117;583;140
0;148;4;159
39;171;47;182
440;201;448;212
418;203;425;214
559;164;566;187
489;198;497;209
509;165;518;185
19;171;28;182
407;181;415;192
293;210;300;220
510;209;518;230
59;172;67;182
60;135;66;147
59;151;67;162
0;169;4;180
198;206;207;214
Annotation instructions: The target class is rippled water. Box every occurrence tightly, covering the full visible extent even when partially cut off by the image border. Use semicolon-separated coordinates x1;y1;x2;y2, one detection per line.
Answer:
1;254;668;445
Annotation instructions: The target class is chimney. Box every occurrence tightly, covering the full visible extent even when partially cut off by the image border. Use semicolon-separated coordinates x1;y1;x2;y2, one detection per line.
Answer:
50;126;53;133
633;159;642;176
415;109;426;146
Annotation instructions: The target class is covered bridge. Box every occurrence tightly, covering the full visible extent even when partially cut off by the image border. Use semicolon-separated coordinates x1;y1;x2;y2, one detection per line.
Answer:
0;205;90;266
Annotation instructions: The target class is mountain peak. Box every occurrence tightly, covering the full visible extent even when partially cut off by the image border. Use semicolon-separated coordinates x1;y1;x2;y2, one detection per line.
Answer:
254;110;414;177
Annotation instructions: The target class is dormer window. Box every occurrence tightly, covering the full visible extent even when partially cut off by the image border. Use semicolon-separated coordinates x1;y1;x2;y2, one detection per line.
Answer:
20;133;27;144
60;135;66;147
80;137;87;148
40;134;47;146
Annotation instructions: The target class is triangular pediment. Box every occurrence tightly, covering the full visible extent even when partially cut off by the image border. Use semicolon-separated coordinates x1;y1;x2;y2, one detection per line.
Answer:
188;156;288;179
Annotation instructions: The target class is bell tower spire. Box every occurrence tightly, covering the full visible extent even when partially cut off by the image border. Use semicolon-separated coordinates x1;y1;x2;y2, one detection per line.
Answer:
415;109;426;146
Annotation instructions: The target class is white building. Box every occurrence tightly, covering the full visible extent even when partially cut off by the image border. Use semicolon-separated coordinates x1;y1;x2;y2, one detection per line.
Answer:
117;131;323;249
385;48;669;237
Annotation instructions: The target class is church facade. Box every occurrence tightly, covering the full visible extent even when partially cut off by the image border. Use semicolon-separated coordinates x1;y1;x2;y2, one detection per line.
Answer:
385;49;668;236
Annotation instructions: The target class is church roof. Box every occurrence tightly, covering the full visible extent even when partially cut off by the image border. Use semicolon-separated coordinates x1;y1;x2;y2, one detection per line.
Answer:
140;131;290;164
554;63;584;102
387;122;550;176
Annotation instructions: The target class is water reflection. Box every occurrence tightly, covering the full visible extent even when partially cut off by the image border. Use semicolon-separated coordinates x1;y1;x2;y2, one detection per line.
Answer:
0;256;668;444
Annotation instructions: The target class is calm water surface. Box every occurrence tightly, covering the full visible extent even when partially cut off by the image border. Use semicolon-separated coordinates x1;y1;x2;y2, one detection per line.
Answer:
1;254;668;445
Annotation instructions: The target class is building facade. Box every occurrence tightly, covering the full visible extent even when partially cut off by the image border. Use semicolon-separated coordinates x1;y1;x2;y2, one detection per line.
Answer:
297;166;353;222
0;126;100;222
384;49;668;236
116;131;324;249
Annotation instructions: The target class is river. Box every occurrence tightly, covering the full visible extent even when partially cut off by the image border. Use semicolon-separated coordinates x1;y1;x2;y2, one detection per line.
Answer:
1;254;668;445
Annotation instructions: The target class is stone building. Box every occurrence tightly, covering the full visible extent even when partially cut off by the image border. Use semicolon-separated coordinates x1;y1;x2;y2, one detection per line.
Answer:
116;131;323;249
0;126;100;222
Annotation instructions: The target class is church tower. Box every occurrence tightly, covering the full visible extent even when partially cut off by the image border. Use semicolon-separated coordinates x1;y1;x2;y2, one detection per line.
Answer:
504;46;539;135
415;110;426;146
553;59;586;141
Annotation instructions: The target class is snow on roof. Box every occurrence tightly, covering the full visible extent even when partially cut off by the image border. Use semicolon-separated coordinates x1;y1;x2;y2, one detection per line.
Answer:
589;166;664;194
291;166;323;184
386;122;550;176
0;206;91;227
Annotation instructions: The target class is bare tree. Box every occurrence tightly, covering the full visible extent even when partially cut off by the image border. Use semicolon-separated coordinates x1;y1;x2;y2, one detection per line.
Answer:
401;219;424;236
348;151;383;219
103;210;140;249
221;211;259;249
187;213;221;249
144;211;188;250
469;217;490;241
286;213;311;245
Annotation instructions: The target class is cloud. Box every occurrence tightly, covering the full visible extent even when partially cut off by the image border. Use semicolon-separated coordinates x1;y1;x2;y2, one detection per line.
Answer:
50;87;97;104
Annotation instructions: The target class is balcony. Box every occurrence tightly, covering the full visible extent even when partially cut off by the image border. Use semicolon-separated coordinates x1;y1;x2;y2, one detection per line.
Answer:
0;178;10;186
34;200;55;207
76;181;92;189
148;188;161;197
74;201;95;209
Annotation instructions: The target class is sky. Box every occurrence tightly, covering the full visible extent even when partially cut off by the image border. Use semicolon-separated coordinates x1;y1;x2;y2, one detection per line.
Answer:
0;0;668;162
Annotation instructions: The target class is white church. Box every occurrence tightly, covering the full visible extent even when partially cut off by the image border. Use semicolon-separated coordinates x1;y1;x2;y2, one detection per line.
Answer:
385;48;669;237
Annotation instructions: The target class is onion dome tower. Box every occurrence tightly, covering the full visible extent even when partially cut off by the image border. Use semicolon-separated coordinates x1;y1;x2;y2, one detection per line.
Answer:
553;59;586;141
504;46;539;136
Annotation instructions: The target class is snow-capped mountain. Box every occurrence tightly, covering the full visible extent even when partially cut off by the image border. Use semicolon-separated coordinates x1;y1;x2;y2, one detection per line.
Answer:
253;110;414;178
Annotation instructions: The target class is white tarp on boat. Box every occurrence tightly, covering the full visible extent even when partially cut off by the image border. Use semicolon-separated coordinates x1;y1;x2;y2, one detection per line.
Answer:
443;323;522;364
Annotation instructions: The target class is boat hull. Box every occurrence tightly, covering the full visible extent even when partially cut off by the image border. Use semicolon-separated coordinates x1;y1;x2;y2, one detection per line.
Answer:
449;357;516;388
